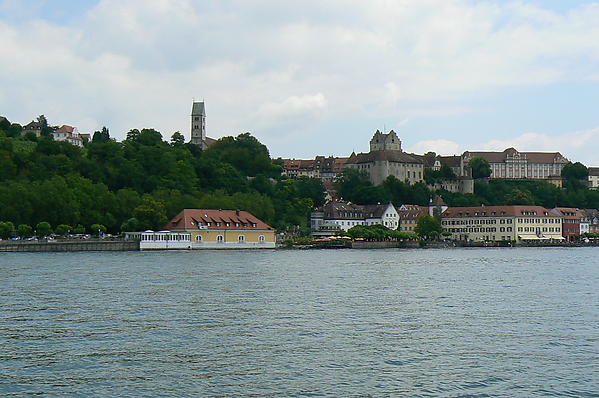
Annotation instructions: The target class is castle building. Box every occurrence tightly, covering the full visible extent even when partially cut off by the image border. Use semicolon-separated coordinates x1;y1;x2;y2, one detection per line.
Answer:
345;130;424;185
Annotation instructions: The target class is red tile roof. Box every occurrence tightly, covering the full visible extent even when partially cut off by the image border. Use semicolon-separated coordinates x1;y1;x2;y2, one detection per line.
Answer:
164;209;274;231
442;205;559;218
56;125;75;134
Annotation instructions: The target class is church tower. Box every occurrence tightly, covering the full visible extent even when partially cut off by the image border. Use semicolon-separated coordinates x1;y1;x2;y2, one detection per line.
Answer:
191;101;206;148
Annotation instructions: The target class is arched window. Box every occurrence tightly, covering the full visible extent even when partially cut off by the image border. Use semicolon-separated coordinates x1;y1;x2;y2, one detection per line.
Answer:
196;235;202;242
238;235;245;243
217;235;224;243
259;235;265;243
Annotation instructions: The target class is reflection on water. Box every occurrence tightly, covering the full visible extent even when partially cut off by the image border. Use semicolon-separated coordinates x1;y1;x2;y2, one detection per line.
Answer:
1;248;599;396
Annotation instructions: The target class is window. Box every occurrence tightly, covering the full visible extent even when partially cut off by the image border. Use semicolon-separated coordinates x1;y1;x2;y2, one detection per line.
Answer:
238;235;245;243
217;235;224;243
259;235;265;243
196;235;202;242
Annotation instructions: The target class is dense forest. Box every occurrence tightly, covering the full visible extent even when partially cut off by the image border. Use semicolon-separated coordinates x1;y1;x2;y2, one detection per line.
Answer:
0;116;325;236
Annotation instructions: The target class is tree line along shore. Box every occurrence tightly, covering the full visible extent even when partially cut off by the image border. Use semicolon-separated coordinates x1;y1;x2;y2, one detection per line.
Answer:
1;114;598;241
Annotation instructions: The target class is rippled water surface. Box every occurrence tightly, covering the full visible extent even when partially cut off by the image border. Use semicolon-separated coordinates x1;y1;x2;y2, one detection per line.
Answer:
2;248;599;397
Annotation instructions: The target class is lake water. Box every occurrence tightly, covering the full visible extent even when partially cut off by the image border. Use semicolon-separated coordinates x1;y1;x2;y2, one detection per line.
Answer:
1;248;599;397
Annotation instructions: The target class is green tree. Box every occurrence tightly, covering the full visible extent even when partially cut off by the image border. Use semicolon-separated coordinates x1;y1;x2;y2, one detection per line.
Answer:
92;126;111;143
0;221;15;239
90;223;107;236
414;215;442;239
17;224;33;238
562;162;588;181
55;224;72;236
120;217;140;232
73;224;85;234
133;196;168;230
469;157;491;179
170;131;186;146
36;221;53;237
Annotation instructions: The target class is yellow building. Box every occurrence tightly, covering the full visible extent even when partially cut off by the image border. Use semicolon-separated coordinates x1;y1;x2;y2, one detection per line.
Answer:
442;205;563;243
154;209;276;249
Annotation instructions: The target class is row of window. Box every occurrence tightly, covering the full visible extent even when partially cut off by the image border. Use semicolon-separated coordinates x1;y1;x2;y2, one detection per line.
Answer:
448;227;512;233
444;219;513;225
518;218;559;223
195;221;258;228
194;234;266;243
517;227;561;233
141;234;191;242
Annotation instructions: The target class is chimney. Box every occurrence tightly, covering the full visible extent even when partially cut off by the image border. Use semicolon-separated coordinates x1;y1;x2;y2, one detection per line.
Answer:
236;209;240;216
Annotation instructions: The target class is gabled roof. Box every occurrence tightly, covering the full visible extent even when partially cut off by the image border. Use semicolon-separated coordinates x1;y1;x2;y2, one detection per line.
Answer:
442;205;559;218
192;102;205;115
363;203;395;218
398;205;428;220
24;120;42;130
588;167;599;176
463;148;568;164
56;125;75;134
553;207;585;220
204;137;217;147
164;209;273;231
347;150;422;164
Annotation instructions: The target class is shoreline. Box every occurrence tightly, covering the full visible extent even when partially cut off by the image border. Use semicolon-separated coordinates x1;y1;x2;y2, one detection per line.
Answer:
2;238;598;252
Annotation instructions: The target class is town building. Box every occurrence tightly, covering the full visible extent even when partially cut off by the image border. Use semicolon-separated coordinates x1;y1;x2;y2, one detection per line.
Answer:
52;125;83;147
190;102;217;149
128;209;276;249
461;148;569;180
553;207;586;240
588;167;599;190
397;204;428;233
22;120;43;137
311;201;399;235
280;156;349;182
281;159;317;179
583;209;599;233
441;205;564;242
346;130;424;185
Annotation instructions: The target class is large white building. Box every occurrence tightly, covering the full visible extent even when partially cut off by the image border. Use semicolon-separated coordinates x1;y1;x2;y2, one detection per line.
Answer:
51;125;83;147
588;167;599;190
442;205;564;242
311;201;399;234
461;148;569;180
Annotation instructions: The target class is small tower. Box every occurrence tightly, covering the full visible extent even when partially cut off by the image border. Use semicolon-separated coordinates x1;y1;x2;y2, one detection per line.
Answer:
190;101;206;148
369;129;402;152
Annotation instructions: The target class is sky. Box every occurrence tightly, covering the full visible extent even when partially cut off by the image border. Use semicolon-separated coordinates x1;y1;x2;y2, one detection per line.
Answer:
1;0;599;165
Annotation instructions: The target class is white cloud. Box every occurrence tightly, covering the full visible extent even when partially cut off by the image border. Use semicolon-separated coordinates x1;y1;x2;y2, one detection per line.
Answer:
408;126;599;166
1;0;599;161
478;127;599;165
407;139;463;156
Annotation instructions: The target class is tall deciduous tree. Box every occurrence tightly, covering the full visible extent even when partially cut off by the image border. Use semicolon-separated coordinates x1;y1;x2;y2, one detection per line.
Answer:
414;215;442;239
469;157;491;179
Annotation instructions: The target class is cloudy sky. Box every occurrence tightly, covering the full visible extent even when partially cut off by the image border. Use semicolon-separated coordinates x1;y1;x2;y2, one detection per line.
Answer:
1;0;599;164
